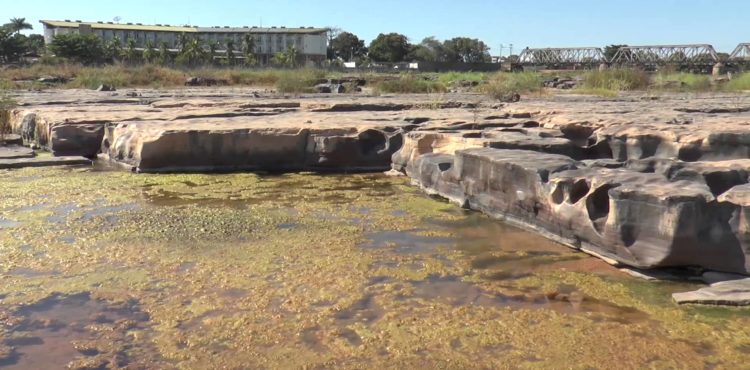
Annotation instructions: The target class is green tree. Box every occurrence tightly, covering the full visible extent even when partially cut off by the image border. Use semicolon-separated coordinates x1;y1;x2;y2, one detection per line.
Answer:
408;36;446;62
49;33;104;65
0;28;27;62
25;34;45;55
207;40;219;65
242;34;256;66
272;45;298;67
330;31;366;61
225;39;236;66
4;17;32;35
104;37;122;63
123;37;139;64
143;40;157;64
442;37;491;63
176;37;206;67
604;45;628;62
368;33;410;62
157;41;171;65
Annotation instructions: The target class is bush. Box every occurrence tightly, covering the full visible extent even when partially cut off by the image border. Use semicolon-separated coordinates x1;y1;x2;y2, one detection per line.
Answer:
0;93;16;142
581;68;649;91
48;33;105;65
480;72;541;99
726;73;750;92
653;72;711;91
274;68;326;93
375;74;447;94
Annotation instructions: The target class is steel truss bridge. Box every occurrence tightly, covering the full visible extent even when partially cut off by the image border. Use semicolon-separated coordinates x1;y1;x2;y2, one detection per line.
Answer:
518;43;750;68
518;47;606;67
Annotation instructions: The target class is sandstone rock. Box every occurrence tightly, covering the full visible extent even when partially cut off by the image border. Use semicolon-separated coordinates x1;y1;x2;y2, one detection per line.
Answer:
96;84;116;92
673;278;750;305
0;145;34;159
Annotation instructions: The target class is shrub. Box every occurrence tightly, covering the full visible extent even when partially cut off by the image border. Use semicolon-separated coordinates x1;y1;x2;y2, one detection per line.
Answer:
480;72;541;99
581;68;649;91
726;73;750;92
653;72;712;91
274;68;326;94
375;74;447;94
0;93;16;143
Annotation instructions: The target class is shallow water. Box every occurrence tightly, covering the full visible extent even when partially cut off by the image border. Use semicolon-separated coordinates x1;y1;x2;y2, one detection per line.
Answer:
0;166;749;369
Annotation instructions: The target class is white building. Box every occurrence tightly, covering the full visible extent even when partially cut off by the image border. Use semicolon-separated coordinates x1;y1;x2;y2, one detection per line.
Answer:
40;20;328;65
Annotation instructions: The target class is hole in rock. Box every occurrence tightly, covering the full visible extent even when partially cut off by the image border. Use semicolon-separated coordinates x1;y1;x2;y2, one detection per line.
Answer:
551;184;565;205
437;162;452;172
586;184;617;233
358;129;387;156
703;172;747;197
568;179;590;204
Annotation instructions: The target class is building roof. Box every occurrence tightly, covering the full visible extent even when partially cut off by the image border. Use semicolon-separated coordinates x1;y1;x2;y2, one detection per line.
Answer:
40;20;327;34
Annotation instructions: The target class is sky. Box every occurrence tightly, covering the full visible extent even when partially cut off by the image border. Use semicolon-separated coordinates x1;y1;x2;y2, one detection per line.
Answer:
5;0;749;54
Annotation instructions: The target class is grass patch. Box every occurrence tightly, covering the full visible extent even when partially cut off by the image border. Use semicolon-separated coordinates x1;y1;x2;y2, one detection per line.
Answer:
374;74;447;94
274;68;326;94
434;71;487;86
653;73;712;91
726;73;750;92
480;72;542;99
580;68;649;92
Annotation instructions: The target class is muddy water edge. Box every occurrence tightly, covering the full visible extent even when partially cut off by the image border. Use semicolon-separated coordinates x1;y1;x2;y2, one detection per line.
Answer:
0;165;749;369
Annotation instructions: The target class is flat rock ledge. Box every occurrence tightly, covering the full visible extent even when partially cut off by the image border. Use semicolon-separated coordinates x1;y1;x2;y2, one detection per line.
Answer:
673;278;750;306
10;90;750;301
0;156;91;169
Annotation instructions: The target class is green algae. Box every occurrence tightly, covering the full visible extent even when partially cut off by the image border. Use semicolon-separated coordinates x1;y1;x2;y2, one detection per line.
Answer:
0;166;749;368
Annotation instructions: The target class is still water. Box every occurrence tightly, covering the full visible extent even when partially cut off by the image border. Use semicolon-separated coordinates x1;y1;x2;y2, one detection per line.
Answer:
0;166;748;369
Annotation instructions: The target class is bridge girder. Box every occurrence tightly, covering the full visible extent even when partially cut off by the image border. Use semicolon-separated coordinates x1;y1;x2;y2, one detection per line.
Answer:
518;47;605;66
610;44;718;66
729;43;750;62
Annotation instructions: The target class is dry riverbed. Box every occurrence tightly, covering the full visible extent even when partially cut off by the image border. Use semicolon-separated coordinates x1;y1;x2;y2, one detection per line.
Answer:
1;165;749;369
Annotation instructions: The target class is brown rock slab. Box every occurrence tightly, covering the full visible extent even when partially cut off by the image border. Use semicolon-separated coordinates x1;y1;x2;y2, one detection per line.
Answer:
0;156;91;169
673;278;750;305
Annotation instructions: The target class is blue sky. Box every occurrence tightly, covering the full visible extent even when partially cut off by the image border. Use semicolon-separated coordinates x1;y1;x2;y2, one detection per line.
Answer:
6;0;748;53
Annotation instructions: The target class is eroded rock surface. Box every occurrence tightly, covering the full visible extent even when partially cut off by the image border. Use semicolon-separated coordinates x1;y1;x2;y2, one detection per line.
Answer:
9;88;750;277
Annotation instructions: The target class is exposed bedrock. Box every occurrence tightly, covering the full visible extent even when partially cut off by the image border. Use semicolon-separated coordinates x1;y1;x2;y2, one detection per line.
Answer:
104;122;403;173
400;147;750;274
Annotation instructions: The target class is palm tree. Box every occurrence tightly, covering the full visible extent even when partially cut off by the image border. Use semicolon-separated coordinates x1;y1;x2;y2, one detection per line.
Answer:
143;40;157;64
104;37;122;63
177;33;189;54
123;38;139;64
285;45;299;67
177;37;206;67
242;34;256;65
225;39;235;66
158;41;171;66
5;17;32;35
207;40;219;66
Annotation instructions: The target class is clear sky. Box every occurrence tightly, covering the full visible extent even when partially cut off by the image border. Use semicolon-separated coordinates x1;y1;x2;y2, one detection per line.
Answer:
5;0;749;54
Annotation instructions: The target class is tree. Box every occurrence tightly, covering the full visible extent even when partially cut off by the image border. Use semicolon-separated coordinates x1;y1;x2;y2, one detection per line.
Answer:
143;40;157;64
25;34;45;55
272;45;298;67
176;37;206;67
157;41;171;65
104;37;122;63
4;17;32;35
207;40;219;65
408;37;446;62
49;33;104;65
0;28;27;62
242;34;256;66
368;33;410;62
443;37;491;63
225;39;236;66
123;37;139;64
604;45;628;62
325;26;342;59
329;31;366;61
